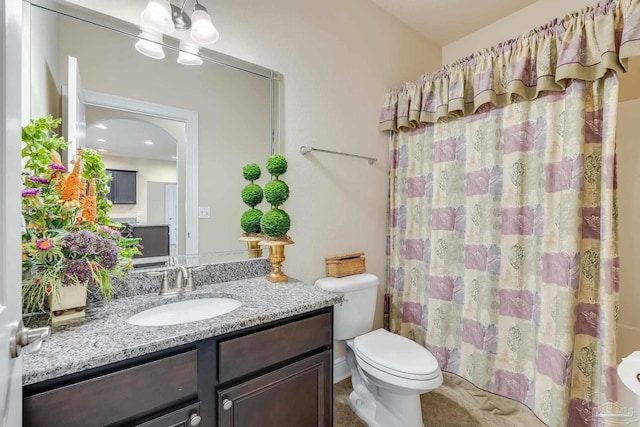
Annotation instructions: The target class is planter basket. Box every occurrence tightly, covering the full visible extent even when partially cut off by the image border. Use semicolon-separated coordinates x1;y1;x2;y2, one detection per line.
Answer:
49;284;87;325
325;252;366;278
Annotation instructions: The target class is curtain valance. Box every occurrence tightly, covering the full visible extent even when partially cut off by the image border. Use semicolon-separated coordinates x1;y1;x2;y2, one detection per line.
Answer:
379;0;640;131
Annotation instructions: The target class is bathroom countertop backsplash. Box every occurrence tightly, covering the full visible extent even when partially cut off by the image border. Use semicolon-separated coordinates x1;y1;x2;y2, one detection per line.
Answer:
88;257;273;303
22;258;342;386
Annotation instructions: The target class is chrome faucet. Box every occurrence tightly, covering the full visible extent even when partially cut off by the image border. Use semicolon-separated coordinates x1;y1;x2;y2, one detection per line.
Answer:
175;265;189;292
176;265;204;292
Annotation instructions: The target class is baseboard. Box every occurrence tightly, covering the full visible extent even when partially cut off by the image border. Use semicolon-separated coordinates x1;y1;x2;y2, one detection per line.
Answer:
334;357;351;384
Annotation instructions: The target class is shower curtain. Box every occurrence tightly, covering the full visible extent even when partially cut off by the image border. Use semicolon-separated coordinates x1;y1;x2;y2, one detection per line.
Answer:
380;1;640;426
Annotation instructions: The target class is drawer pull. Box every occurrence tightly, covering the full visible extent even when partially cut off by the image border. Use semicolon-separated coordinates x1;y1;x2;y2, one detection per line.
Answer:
189;413;201;426
222;399;233;411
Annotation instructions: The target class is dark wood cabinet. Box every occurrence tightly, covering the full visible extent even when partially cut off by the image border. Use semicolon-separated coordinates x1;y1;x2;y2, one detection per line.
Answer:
107;169;137;204
218;351;331;427
23;308;333;427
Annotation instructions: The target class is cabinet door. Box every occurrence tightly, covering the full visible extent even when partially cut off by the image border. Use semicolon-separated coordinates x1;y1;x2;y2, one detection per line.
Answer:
218;351;331;427
112;170;137;204
106;169;137;204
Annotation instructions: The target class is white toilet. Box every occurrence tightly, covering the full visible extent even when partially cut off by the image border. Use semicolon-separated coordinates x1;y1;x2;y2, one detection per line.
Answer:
316;273;442;427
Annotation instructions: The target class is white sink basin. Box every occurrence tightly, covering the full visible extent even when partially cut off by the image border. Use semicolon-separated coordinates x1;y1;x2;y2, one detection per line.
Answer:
126;298;242;326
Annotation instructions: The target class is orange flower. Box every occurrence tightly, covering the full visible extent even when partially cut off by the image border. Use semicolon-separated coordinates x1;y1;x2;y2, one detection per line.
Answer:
80;179;97;224
60;151;84;203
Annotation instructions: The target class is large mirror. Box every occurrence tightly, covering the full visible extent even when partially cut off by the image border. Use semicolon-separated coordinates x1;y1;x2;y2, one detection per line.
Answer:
25;0;279;260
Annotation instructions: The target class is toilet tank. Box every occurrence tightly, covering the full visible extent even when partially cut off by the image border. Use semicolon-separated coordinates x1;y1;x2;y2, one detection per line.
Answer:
315;273;378;340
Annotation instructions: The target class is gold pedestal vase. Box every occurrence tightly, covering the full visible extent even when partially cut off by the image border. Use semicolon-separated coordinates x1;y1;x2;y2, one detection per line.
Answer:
239;235;264;258
49;284;87;325
260;238;294;283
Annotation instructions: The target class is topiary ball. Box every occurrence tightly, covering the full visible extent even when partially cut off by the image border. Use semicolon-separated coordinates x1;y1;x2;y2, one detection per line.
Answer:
264;179;289;206
241;183;263;207
266;154;288;177
260;208;291;237
241;209;263;234
242;163;261;182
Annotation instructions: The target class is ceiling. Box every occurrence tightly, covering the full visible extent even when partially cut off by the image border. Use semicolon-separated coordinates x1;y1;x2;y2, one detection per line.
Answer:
85;105;182;162
369;0;540;45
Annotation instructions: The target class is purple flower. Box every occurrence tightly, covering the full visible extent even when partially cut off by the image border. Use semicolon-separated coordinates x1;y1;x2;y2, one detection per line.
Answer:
62;258;92;284
21;188;40;197
29;176;50;185
36;238;54;251
49;163;67;172
99;225;122;237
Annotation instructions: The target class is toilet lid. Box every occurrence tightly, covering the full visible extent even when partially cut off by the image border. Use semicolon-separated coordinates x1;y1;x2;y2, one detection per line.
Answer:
354;329;440;381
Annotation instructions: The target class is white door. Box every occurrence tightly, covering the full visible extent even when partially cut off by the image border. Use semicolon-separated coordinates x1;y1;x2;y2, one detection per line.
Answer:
62;56;86;169
1;0;24;425
165;183;177;255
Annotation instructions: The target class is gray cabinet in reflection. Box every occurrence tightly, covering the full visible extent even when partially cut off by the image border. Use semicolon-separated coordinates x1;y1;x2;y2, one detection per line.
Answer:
107;169;137;204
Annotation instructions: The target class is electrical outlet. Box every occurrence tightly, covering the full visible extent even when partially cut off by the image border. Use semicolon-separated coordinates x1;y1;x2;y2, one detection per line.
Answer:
198;207;211;218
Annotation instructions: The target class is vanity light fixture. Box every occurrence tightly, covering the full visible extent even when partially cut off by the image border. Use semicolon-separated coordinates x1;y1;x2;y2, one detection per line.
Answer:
135;29;165;59
177;40;203;66
140;0;219;46
141;0;175;34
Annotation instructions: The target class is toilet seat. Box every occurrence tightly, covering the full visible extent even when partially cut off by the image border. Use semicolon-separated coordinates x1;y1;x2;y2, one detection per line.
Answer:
354;329;440;381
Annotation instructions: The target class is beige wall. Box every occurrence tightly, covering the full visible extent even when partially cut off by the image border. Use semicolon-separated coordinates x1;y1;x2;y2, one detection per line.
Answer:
101;154;176;225
207;0;441;358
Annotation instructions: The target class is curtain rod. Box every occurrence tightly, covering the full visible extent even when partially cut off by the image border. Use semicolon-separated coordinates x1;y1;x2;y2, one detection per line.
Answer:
299;146;377;165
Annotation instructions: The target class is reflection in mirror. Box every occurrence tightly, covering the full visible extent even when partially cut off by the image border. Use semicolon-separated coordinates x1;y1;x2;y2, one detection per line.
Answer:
27;1;278;261
86;105;180;256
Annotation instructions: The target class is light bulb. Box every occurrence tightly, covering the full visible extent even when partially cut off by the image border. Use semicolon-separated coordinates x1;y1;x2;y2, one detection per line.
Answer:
190;5;219;45
135;31;165;59
177;41;203;66
141;0;175;34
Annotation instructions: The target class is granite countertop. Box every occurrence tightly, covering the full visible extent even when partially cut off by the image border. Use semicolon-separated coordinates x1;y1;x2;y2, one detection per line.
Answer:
22;277;342;386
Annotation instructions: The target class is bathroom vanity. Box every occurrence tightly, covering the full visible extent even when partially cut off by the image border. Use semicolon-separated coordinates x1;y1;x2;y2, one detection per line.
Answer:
21;276;340;427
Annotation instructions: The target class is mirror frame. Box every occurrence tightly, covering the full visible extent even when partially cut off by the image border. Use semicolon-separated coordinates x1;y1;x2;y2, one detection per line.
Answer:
24;0;281;257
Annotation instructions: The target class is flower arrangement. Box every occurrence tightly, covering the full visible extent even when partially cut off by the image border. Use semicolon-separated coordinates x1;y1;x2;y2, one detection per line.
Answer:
21;116;142;316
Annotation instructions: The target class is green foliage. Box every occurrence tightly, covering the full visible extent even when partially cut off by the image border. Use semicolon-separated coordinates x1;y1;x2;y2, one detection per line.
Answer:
264;179;289;207
80;148;114;224
242;163;261;182
21;116;68;177
266;154;288;177
21;117;142;318
241;183;264;208
241;208;264;234
260;208;290;237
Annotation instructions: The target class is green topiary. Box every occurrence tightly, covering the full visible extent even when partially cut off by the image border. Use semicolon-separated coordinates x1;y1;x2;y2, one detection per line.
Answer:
260;208;290;237
241;209;263;234
242;163;261;181
264;179;289;207
266;154;288;177
241;183;263;207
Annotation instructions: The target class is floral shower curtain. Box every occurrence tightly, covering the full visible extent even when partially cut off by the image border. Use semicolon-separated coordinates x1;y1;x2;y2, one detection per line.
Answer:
381;1;639;426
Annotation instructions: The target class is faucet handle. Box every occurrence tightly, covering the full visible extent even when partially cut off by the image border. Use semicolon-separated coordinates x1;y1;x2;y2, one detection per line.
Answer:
183;266;205;292
147;271;173;296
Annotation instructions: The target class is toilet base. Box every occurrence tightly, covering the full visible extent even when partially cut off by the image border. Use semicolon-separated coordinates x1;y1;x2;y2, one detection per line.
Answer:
345;342;427;427
349;388;425;427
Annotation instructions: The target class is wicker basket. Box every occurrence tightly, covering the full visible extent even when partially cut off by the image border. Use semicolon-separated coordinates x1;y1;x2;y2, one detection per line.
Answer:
325;252;365;278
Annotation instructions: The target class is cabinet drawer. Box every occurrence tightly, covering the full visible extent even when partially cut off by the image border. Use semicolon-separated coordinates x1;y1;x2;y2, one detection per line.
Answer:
24;350;198;427
218;312;331;382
